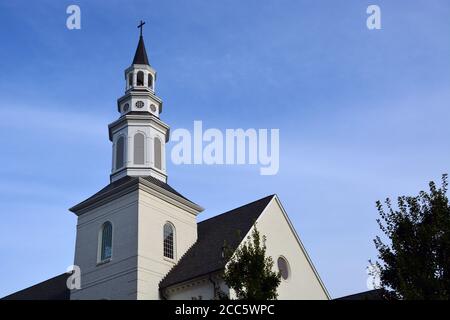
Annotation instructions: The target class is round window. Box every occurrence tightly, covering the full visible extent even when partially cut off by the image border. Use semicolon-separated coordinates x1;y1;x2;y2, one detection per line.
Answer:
150;104;157;112
277;256;290;280
135;101;144;108
123;103;129;112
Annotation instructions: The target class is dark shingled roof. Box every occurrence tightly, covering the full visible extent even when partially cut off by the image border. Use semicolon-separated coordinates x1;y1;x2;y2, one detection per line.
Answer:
119;111;159;119
70;175;198;213
335;289;387;300
159;195;275;289
2;273;70;300
142;175;192;202
133;35;149;65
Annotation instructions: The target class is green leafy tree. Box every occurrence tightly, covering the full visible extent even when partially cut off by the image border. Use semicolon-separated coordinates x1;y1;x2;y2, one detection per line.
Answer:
372;174;450;299
222;224;281;300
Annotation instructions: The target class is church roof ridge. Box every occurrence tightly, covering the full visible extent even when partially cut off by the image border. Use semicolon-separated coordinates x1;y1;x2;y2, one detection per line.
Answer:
1;272;70;300
198;194;276;225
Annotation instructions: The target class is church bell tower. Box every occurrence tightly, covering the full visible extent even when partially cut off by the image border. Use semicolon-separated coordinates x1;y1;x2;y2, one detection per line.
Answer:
110;21;169;183
69;23;203;300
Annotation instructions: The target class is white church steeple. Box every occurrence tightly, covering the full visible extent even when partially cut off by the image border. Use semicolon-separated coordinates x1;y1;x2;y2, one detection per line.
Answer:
69;22;203;301
109;22;169;183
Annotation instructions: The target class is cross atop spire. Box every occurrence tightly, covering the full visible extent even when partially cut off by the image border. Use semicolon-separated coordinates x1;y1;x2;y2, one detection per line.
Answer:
137;20;145;37
132;21;150;65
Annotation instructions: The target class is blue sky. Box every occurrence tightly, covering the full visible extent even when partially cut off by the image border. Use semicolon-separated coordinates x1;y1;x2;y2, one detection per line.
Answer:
1;0;450;298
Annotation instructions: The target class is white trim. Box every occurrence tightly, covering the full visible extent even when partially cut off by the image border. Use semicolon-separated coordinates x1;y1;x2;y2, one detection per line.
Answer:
266;196;331;299
147;73;154;91
70;177;203;215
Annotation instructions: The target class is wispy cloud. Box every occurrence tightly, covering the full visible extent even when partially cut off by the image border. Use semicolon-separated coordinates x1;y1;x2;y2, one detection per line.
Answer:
0;103;106;138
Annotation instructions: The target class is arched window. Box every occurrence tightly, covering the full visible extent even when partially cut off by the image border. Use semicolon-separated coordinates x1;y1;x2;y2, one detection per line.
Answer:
128;73;133;87
115;136;125;170
154;137;162;170
100;222;113;261
134;133;145;165
163;223;174;259
137;71;144;86
148;74;153;89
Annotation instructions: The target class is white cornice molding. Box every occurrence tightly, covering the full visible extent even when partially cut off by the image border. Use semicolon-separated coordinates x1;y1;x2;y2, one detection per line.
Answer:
69;179;139;215
69;178;203;216
117;90;163;113
118;90;162;104
125;64;156;74
108;114;170;141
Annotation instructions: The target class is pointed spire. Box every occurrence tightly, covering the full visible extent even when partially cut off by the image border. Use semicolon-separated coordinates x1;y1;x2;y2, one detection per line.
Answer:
133;21;149;65
133;35;150;65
